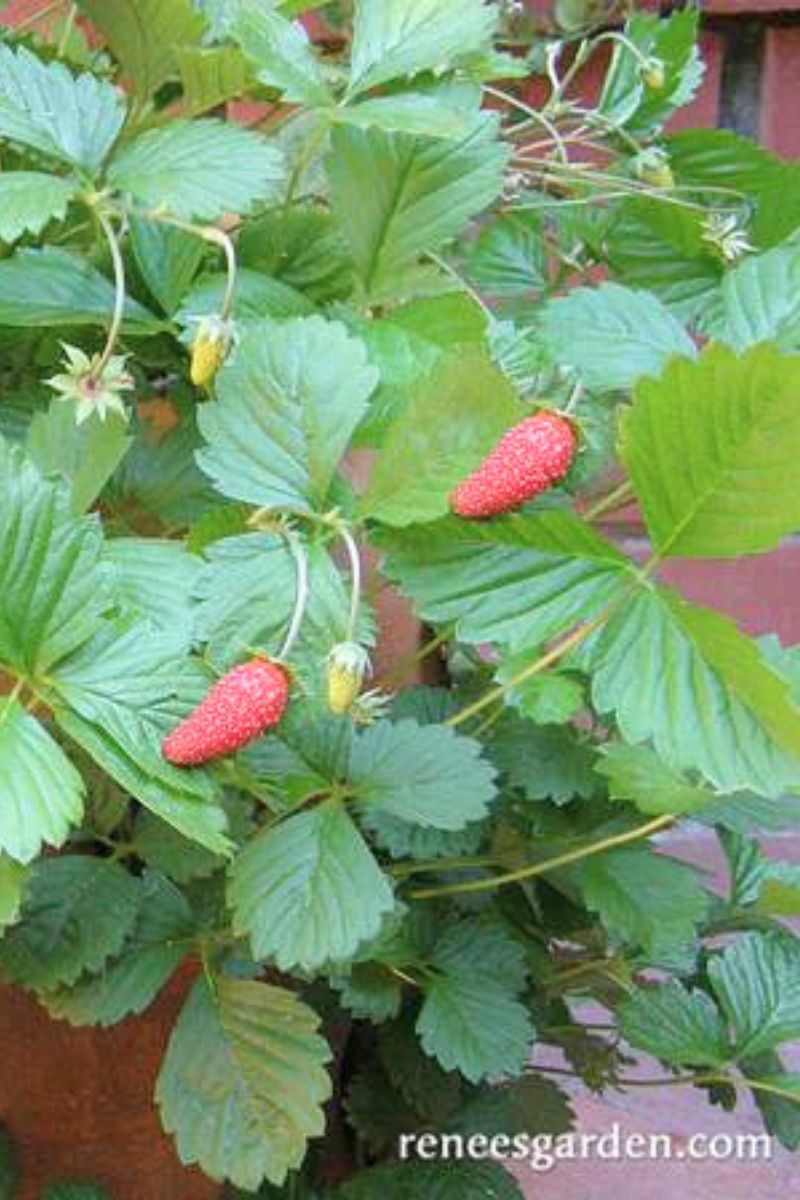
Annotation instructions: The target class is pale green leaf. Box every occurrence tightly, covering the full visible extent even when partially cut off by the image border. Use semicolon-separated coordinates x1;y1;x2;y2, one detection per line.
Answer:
348;0;497;95
157;976;331;1189
229;800;395;971
108;120;285;221
417;972;534;1083
756;862;800;917
176;45;250;116
44;871;195;1027
0;856;139;991
229;0;332;106
0;439;110;676
542;282;695;390
0;698;84;864
575;586;800;797
327;121;508;301
620;980;729;1066
622;343;800;557
380;512;633;653
360;346;522;525
708;932;800;1059
76;0;206;99
350;719;496;830
50;622;232;855
27;402;131;514
0;173;76;244
493;658;584;724
197;316;377;510
104;536;202;640
130;217;205;315
596;743;714;816
700;238;800;352
337;94;483;140
0;44;123;171
0;247;160;331
178;268;315;325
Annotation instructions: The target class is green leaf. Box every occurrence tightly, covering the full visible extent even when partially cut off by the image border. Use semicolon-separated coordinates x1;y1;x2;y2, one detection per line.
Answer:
0;44;123;172
130;217;205;315
103;537;202;641
578;845;709;964
360;809;485;862
192;532;364;680
157;976;331;1190
360;347;522;525
327;121;508;301
338;1161;523;1200
466;210;548;297
380;512;633;653
350;719;496;830
743;1051;800;1151
76;0;206;100
493;658;584;725
229;799;395;971
0;173;76;244
542;282;695;390
0;1123;18;1200
619;980;730;1067
348;0;497;96
229;0;332;106
0;439;110;676
0;856;139;991
575;586;800;797
106;417;217;525
44;871;194;1026
330;964;403;1023
0;698;84;864
488;716;597;805
27;402;131;514
622;343;800;557
708;932;800;1059
0;857;25;930
197;316;377;510
108;120;285;221
449;1073;575;1138
417;972;534;1083
337;94;484;140
133;809;224;883
598;10;704;135
700;238;800;352
178;268;315;324
50;622;232;856
433;916;529;993
176;45;251;116
756;862;800;917
0;247;160;331
237;207;351;305
596;743;714;817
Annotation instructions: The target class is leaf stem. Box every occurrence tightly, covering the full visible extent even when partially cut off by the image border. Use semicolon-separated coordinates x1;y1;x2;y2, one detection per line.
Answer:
483;83;570;164
408;813;675;900
583;479;635;521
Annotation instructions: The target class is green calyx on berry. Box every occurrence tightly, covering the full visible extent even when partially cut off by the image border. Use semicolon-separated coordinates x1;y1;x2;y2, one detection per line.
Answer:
640;56;666;90
633;148;675;190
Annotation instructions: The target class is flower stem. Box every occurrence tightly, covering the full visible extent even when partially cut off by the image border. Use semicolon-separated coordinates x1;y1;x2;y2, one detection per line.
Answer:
91;208;126;379
338;524;362;644
409;813;675;900
278;529;310;661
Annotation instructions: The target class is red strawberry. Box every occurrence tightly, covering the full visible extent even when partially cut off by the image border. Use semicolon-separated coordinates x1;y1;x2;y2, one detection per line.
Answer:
163;658;290;766
450;411;577;519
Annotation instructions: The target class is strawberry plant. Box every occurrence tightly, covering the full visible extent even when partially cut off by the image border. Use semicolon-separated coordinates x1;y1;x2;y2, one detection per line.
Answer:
0;1;799;1194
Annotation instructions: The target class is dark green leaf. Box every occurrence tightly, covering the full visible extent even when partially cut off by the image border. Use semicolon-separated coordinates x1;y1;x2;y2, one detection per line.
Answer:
708;932;800;1059
27;402;131;514
130;217;205;315
0;248;159;331
620;980;729;1067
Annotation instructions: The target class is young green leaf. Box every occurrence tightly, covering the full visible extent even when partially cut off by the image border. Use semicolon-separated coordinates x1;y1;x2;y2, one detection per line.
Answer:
229;800;395;971
0;856;140;991
0;44;124;172
0;698;84;864
350;719;497;830
596;743;714;817
348;0;497;96
76;0;206;100
157;976;331;1190
108;120;285;221
622;343;800;557
197;317;377;510
542;282;695;390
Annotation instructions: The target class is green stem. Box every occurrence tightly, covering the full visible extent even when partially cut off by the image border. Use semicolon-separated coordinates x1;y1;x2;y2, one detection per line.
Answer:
426;250;493;320
409;813;675;900
389;853;503;879
338;524;363;644
277;529;310;661
91;208;127;379
56;1;77;56
483;83;570;164
584;479;635;521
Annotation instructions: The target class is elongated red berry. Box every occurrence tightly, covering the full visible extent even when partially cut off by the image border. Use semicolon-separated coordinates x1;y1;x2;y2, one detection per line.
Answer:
450;411;577;519
163;658;290;766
